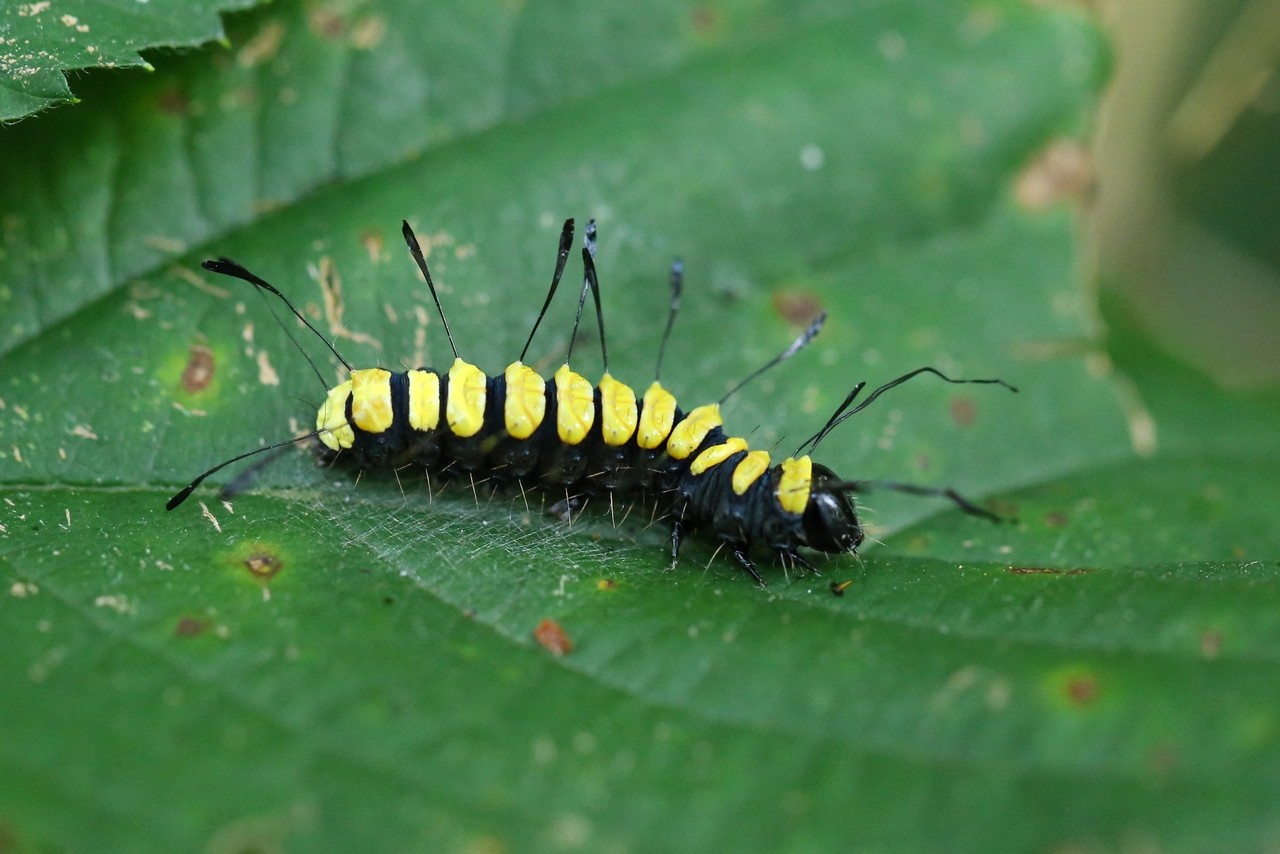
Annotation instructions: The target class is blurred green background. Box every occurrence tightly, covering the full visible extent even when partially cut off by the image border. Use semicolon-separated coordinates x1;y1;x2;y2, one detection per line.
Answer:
1094;0;1280;389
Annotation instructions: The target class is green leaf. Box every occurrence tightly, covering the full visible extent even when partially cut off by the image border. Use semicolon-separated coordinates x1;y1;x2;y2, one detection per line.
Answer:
9;1;1277;852
0;0;265;122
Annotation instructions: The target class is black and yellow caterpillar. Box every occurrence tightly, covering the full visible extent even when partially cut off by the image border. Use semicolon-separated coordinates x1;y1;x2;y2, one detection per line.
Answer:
168;218;1014;585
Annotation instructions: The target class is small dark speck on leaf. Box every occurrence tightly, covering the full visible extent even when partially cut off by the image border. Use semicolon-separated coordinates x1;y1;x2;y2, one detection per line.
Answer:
829;579;853;596
1007;566;1089;575
382;596;394;606
1044;511;1069;528
534;618;574;656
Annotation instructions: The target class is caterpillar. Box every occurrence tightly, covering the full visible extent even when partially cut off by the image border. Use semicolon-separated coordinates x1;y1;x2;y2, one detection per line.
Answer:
168;218;1015;585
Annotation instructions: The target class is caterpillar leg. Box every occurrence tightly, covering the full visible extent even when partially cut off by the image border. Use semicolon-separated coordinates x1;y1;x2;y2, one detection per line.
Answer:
732;548;766;588
548;492;589;524
783;550;818;577
669;510;685;570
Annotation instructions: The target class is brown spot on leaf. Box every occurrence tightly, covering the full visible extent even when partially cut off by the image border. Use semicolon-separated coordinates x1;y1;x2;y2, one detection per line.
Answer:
174;616;210;638
1064;673;1099;707
0;819;23;854
1200;629;1222;660
156;85;190;115
308;7;345;38
1044;511;1069;528
691;4;723;37
534;618;573;656
245;553;283;580
771;290;823;327
985;498;1019;520
181;344;215;393
949;396;977;428
596;578;617;591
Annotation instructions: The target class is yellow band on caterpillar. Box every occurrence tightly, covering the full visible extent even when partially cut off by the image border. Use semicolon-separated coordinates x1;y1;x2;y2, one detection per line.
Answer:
407;369;440;431
690;437;749;476
732;450;771;495
638;381;677;450
667;403;722;460
316;380;355;451
777;456;813;515
447;358;487;438
598;373;638;446
350;368;394;434
555;364;595;445
504;362;546;440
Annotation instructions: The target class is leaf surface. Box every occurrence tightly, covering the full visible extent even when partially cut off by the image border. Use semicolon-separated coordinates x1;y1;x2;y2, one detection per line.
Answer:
6;2;1275;852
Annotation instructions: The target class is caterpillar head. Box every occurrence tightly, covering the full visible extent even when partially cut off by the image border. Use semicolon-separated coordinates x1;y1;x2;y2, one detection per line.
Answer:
802;465;865;554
